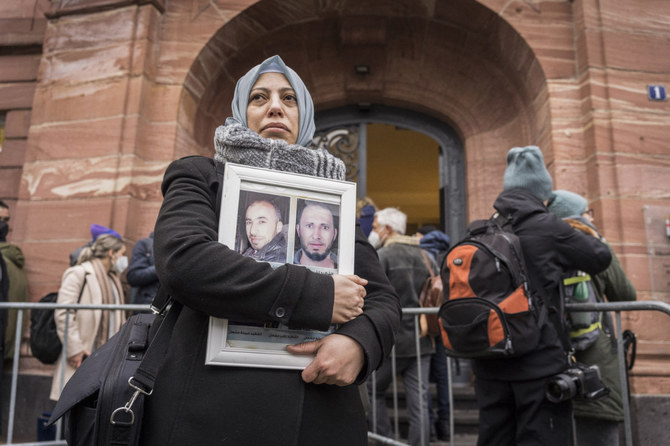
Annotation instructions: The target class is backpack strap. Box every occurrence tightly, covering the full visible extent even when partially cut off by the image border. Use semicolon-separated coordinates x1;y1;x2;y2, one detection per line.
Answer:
419;250;437;278
493;213;571;355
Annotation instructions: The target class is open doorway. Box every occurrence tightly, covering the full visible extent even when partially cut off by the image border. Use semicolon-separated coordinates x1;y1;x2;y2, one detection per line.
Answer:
315;105;465;240
366;123;440;235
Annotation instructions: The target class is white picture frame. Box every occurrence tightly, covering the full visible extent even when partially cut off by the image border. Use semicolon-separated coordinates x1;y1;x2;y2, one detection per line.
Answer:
205;163;356;369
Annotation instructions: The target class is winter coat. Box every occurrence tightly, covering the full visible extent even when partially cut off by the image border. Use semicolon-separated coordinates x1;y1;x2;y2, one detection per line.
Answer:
127;234;159;305
473;189;612;382
0;242;28;359
140;156;401;446
49;261;126;400
377;235;435;358
570;234;637;421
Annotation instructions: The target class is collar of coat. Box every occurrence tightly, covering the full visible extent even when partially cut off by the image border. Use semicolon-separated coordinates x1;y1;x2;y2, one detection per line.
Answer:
382;234;421;248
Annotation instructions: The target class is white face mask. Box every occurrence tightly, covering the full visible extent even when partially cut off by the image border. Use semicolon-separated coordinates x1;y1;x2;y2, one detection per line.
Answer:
368;231;382;250
113;255;129;274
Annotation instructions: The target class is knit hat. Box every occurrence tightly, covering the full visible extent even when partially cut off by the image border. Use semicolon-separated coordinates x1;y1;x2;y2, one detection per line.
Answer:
357;204;376;237
502;145;553;201
89;224;122;241
547;190;588;219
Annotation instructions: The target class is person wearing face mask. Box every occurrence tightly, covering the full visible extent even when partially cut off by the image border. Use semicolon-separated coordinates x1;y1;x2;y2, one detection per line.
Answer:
49;233;127;401
366;207;436;446
139;55;400;446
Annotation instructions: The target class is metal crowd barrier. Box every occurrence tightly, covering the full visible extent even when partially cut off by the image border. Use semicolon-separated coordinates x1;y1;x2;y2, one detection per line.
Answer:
0;302;151;445
368;301;670;446
1;301;669;445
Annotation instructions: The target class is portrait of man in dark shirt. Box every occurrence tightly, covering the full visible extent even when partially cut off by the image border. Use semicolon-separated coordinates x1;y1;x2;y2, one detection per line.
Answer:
240;193;288;263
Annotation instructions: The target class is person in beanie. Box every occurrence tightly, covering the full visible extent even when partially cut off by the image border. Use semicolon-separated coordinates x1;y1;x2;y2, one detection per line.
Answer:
471;145;612;446
548;190;636;446
69;223;123;266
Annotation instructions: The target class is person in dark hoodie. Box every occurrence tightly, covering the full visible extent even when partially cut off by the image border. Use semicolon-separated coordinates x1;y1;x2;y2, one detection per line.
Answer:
548;189;636;446
472;146;612;446
127;232;159;306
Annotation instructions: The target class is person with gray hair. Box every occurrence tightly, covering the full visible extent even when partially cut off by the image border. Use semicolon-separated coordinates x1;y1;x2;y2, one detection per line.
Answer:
367;207;406;249
471;146;612;446
366;207;436;446
548;189;636;446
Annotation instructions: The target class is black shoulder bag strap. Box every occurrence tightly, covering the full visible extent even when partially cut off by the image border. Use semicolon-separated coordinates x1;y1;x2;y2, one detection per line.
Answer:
68;275;88;316
116;159;227;430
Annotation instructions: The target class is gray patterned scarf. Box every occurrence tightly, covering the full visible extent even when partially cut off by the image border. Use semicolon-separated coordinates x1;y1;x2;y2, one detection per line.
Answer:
214;120;346;181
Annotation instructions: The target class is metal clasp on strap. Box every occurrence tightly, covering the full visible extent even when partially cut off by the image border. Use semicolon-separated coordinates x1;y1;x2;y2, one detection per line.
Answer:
110;376;153;426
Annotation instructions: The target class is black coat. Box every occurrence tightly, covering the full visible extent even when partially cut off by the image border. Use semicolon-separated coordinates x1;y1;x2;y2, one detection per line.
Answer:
127;234;159;305
140;156;401;445
473;189;612;382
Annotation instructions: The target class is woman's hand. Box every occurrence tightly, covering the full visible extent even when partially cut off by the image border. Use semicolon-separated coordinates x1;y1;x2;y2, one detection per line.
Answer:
331;274;367;324
286;334;365;386
67;351;89;369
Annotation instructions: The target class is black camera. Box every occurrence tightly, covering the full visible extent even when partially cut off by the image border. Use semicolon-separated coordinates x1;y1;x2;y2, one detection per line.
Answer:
545;363;610;403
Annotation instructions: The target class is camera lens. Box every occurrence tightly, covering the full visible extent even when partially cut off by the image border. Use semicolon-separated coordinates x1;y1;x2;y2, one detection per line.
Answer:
545;374;578;403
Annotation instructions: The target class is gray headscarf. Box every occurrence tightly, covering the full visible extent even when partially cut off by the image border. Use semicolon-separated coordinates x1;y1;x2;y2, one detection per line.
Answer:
214;56;345;181
229;55;315;147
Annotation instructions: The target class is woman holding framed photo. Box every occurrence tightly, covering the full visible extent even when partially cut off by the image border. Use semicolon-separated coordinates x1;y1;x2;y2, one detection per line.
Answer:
140;55;401;445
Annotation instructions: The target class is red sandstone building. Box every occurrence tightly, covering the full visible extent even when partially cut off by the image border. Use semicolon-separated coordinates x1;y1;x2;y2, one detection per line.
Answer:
1;0;669;442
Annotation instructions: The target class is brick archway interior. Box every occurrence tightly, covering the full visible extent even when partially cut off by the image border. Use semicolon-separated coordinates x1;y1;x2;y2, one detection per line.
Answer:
175;0;551;216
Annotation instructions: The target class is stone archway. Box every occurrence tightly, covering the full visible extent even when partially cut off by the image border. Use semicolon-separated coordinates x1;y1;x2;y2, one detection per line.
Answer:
175;0;551;219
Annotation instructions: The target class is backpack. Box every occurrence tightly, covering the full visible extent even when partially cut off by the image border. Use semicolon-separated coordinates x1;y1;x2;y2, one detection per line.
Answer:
30;278;87;364
418;250;444;337
437;215;546;358
561;271;601;351
30;292;63;364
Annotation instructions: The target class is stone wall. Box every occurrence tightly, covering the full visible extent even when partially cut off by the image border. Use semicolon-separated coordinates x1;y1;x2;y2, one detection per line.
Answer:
1;0;669;397
0;0;49;213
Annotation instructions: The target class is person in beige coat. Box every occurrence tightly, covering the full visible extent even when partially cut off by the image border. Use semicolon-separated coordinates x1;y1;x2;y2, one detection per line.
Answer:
50;234;128;400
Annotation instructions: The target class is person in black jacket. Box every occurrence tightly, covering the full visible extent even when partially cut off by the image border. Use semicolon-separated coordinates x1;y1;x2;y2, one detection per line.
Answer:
367;207;435;446
126;232;159;305
472;146;612;446
140;55;401;446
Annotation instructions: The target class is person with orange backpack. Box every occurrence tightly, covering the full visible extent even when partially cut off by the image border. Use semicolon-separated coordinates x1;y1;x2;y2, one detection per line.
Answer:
367;208;437;446
461;146;612;446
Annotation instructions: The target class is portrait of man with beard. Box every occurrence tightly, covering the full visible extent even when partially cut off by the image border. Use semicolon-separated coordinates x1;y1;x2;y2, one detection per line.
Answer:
294;200;339;270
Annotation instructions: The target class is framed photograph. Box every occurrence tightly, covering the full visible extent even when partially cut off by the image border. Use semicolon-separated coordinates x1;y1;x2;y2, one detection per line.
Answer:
205;163;357;369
